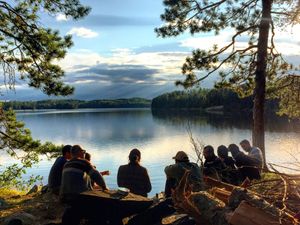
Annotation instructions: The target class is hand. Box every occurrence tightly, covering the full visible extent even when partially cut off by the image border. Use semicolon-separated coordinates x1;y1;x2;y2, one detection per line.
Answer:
100;170;110;176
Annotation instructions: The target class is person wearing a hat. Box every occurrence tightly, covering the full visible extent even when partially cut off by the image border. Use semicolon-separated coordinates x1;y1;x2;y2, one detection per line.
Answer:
164;150;203;197
127;150;201;225
60;145;108;225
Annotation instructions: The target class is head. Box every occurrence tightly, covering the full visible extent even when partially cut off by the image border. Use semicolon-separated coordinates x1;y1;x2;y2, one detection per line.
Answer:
240;139;252;152
203;145;215;160
62;145;72;160
129;148;141;164
71;145;86;159
85;152;91;162
228;143;240;157
217;145;228;160
173;151;189;163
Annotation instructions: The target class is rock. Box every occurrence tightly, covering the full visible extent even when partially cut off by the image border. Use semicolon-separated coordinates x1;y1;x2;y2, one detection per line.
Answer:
26;185;38;195
4;212;37;225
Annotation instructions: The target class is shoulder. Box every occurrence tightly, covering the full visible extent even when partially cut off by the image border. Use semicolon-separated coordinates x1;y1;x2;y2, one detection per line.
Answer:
55;156;66;163
164;163;178;172
118;164;129;172
189;162;200;168
65;158;92;169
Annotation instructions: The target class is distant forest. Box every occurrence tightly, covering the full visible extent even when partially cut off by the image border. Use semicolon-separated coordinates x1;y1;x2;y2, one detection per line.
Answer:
151;89;278;115
3;98;151;110
3;89;279;114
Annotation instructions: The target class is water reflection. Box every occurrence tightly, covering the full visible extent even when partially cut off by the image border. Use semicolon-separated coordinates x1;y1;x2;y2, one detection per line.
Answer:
151;109;300;133
13;108;300;196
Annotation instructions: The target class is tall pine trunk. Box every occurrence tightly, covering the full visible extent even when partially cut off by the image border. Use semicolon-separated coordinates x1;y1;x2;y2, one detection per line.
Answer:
253;0;272;169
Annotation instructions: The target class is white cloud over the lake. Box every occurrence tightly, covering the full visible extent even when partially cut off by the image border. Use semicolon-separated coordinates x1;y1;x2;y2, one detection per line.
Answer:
55;13;69;22
67;27;99;38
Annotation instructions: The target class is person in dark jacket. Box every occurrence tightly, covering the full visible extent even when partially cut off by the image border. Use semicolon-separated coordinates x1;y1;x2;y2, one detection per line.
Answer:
217;145;236;169
60;145;108;225
228;143;261;180
117;148;151;197
48;145;72;194
164;151;203;197
217;145;241;185
127;151;202;225
203;145;225;179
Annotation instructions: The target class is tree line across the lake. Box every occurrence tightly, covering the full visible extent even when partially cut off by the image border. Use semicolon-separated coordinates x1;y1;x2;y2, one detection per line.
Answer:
2;98;151;110
151;88;278;115
3;88;280;115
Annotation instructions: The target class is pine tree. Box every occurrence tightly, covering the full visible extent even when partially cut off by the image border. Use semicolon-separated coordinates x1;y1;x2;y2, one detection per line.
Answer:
0;0;90;188
156;0;300;167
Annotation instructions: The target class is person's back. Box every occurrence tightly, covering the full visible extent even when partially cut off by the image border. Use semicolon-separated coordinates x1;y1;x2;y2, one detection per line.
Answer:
60;145;109;225
165;151;203;197
117;149;151;197
48;145;72;194
60;145;107;198
165;161;203;192
229;143;261;180
61;158;94;196
118;163;151;197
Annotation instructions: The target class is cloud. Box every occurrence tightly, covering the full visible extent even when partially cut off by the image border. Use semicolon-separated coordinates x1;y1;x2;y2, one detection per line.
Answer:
58;48;188;77
55;13;69;22
71;14;159;27
66;64;160;85
67;27;99;38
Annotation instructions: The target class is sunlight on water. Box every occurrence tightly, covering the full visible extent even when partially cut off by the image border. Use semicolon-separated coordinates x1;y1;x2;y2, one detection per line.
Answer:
9;108;300;196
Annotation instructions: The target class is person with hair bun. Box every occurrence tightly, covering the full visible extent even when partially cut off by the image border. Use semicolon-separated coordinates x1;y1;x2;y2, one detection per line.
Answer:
117;148;152;197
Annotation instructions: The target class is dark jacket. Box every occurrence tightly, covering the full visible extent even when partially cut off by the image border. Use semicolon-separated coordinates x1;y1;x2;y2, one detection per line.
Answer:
48;156;67;191
233;152;261;180
164;161;203;195
117;163;152;197
203;156;225;177
223;156;236;169
61;158;107;197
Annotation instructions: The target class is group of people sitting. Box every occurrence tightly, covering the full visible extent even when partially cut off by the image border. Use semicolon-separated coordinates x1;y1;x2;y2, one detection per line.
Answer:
46;139;263;225
203;139;264;185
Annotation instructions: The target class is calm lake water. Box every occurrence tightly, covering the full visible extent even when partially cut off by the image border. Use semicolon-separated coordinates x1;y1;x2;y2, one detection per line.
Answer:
12;108;300;196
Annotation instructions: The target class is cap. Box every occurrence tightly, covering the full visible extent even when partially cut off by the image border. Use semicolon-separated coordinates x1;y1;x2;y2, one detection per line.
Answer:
172;151;189;161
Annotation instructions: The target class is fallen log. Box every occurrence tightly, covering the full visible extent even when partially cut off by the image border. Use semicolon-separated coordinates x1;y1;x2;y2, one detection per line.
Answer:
229;200;290;225
173;171;297;225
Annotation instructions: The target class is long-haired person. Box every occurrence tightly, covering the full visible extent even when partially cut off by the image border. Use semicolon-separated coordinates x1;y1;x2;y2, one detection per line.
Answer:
117;148;152;197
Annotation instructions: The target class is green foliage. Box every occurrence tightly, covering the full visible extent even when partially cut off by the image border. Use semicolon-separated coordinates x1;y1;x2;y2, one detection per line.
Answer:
268;75;300;118
0;0;90;95
0;0;90;189
155;0;300;117
151;88;254;111
0;106;62;189
3;98;152;110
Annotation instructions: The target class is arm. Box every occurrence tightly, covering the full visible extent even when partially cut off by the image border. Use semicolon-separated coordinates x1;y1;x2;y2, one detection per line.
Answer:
143;168;152;193
117;166;124;187
89;169;107;190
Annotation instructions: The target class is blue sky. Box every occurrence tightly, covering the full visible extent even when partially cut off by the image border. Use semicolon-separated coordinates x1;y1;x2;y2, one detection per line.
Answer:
1;0;300;100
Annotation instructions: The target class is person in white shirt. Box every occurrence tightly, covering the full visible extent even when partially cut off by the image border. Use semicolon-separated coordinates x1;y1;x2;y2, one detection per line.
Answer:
240;139;264;169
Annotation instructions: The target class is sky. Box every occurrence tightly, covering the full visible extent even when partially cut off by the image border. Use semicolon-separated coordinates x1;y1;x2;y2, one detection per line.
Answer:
1;0;300;101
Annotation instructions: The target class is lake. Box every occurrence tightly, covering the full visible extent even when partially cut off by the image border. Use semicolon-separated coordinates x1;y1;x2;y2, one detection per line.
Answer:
13;108;300;196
